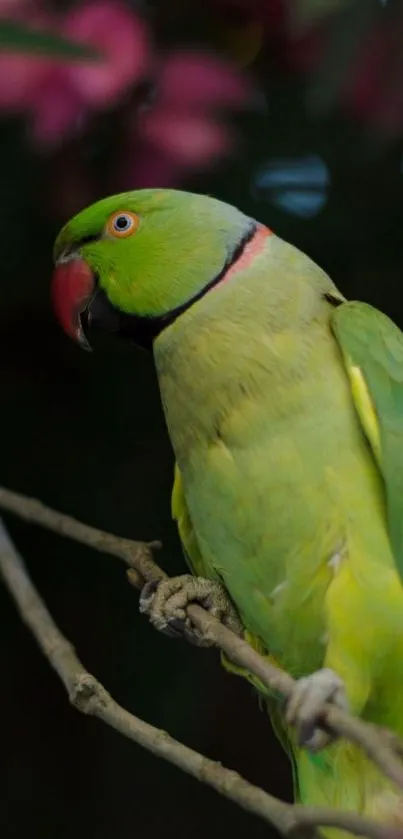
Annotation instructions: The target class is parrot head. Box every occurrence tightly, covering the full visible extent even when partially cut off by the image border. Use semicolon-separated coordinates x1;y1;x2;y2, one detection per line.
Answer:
51;189;256;351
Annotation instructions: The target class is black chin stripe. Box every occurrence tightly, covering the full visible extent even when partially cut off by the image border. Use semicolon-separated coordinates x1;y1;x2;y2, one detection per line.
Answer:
117;221;258;350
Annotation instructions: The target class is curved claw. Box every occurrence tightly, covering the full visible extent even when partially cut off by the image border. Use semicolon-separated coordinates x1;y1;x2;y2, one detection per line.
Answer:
139;579;159;613
139;579;185;639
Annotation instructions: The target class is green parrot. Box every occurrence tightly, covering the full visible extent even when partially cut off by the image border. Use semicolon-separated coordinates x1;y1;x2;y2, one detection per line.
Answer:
51;189;403;831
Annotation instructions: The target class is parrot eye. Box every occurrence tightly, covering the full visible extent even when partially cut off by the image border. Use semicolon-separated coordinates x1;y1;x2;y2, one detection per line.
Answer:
106;211;139;239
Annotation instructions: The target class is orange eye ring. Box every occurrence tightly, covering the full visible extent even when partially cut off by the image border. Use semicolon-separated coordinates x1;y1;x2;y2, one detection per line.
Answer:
106;210;139;239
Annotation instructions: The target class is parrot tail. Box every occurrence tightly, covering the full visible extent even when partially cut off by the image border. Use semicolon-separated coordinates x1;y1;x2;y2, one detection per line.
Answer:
295;737;403;837
221;640;403;837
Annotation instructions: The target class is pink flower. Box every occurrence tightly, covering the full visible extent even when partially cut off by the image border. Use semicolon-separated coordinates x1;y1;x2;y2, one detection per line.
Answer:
156;53;249;110
63;1;149;107
31;71;86;147
0;52;49;109
0;0;36;15
125;50;249;187
0;4;252;205
140;109;231;167
0;10;52;110
0;1;151;147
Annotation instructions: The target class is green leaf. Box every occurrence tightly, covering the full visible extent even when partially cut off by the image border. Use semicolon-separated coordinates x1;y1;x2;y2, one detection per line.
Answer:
0;21;100;60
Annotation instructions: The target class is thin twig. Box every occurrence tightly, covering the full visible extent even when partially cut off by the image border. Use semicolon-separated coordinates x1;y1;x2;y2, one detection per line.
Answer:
0;518;400;839
0;485;163;582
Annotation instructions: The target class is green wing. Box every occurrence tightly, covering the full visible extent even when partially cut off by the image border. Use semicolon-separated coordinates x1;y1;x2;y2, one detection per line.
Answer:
330;300;403;582
171;463;289;686
171;461;299;789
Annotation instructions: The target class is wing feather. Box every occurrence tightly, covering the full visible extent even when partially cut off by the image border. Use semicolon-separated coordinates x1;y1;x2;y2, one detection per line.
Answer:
331;300;403;581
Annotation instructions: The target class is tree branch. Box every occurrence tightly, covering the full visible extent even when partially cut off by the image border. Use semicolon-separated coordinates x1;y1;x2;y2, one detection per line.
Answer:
0;485;163;582
0;486;403;839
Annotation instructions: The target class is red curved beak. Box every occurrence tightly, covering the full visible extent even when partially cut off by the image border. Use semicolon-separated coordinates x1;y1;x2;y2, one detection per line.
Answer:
51;256;95;351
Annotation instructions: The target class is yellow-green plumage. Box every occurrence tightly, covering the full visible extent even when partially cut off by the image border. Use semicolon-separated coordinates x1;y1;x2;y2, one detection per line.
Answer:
52;189;403;833
159;234;403;828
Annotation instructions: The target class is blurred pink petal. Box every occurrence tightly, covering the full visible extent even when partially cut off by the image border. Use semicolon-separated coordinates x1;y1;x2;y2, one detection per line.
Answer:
0;0;37;15
157;52;249;111
0;53;48;108
0;9;53;110
30;71;85;147
140;109;232;166
64;1;150;107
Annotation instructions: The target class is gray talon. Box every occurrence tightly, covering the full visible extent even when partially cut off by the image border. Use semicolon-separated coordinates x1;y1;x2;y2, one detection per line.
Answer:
139;579;159;614
139;574;243;647
285;668;348;751
168;616;187;634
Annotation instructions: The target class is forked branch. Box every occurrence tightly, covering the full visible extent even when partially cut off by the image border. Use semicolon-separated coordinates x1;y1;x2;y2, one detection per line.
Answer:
0;486;403;839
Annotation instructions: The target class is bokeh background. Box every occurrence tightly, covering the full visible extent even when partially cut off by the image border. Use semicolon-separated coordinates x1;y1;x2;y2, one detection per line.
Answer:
1;1;403;837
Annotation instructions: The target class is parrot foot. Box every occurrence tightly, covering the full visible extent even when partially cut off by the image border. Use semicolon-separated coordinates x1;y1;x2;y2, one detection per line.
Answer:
139;574;243;647
285;668;348;751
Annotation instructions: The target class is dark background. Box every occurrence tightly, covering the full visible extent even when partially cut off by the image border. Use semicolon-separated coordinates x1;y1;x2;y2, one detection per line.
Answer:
1;2;403;837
